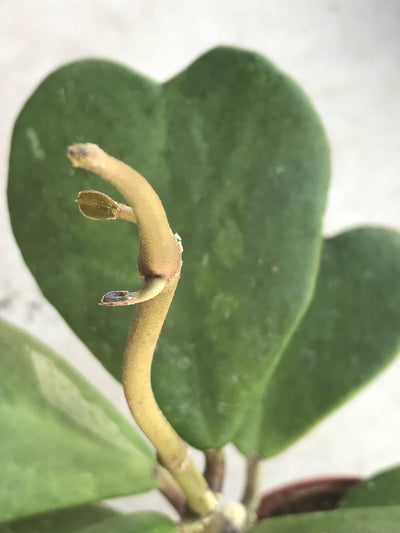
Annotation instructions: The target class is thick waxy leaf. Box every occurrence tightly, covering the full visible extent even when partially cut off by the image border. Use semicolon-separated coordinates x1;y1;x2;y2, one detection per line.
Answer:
0;319;155;523
339;465;400;508
0;508;176;533
8;46;330;448
235;228;400;457
0;504;117;532
252;506;400;533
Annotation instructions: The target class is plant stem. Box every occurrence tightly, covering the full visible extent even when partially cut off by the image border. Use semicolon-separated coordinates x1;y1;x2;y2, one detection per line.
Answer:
204;503;247;533
241;451;263;524
204;449;225;495
156;466;186;515
123;280;216;515
68;143;218;518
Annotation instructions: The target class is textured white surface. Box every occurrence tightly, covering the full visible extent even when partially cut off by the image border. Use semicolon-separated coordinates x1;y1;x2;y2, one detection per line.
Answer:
1;0;399;517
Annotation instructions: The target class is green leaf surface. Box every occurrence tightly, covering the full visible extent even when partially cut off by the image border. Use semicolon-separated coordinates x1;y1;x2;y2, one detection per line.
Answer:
235;228;400;458
78;511;176;533
0;318;155;523
0;508;176;533
0;504;117;532
8;46;330;448
252;506;400;533
339;465;400;509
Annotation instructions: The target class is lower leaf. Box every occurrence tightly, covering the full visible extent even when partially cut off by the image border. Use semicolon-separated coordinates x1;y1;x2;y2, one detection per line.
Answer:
0;318;156;523
78;511;177;533
339;465;400;509
0;507;176;533
252;506;400;533
0;504;117;532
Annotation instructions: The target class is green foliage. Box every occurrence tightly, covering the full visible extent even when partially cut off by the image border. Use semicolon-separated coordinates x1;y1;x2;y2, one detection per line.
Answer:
339;465;400;509
252;506;400;533
0;508;176;533
8;46;330;449
0;318;155;523
0;505;117;532
5;45;400;530
235;228;400;458
75;512;177;533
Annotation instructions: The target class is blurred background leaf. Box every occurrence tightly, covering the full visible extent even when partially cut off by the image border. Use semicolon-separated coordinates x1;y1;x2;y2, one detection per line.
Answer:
252;506;400;533
235;228;400;457
75;511;176;533
0;508;176;533
0;504;117;532
8;47;330;449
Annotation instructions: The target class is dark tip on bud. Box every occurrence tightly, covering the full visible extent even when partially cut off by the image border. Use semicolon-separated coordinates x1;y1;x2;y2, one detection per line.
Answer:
68;144;90;160
67;143;104;170
101;290;130;306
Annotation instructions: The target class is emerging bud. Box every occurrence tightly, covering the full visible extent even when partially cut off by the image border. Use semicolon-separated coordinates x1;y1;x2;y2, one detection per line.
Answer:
76;190;136;223
76;190;118;220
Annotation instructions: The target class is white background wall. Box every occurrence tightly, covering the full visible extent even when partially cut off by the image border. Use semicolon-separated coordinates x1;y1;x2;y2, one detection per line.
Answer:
1;0;399;517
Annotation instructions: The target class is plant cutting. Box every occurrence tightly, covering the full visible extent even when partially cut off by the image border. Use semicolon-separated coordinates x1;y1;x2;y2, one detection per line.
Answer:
2;46;400;532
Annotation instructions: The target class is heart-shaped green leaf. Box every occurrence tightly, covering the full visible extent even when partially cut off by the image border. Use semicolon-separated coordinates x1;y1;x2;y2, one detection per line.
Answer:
235;228;400;458
339;465;400;509
0;508;177;533
252;506;400;533
8;46;330;448
0;505;117;532
0;318;155;523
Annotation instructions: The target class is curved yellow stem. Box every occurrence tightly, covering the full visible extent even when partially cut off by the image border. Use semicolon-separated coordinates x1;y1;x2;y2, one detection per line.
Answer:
68;143;217;517
69;143;178;279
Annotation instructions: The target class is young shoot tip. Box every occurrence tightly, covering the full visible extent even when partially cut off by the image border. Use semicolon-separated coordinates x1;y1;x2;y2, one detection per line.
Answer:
67;143;105;172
